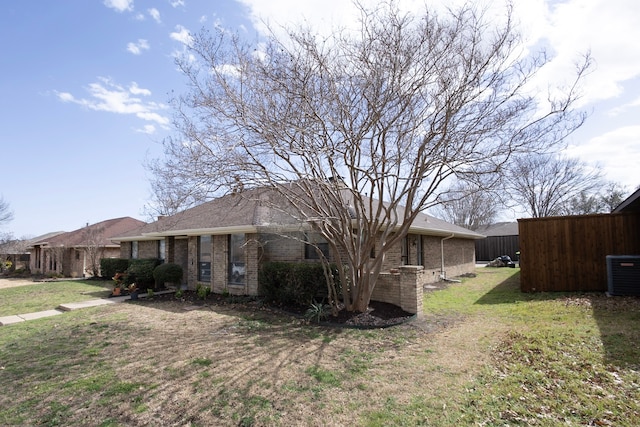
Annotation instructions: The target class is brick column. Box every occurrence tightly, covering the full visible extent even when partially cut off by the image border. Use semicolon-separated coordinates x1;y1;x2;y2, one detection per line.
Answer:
166;237;175;263
399;265;424;318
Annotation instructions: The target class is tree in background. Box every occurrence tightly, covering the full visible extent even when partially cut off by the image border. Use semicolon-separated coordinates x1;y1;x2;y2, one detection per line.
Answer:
508;154;603;217
82;224;106;278
559;182;629;215
150;2;589;312
0;196;13;228
600;182;630;212
432;181;500;231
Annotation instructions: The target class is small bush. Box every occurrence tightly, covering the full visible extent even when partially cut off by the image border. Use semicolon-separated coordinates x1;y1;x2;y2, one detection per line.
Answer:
100;258;130;280
153;263;184;288
196;284;211;300
259;262;338;306
305;300;332;323
126;259;161;291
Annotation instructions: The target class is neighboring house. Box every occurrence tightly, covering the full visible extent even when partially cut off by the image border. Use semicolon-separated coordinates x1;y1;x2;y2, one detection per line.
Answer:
474;222;519;262
29;217;146;278
113;186;484;297
0;232;65;272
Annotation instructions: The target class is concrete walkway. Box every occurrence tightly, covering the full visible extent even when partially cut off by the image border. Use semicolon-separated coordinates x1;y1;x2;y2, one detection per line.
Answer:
0;291;174;326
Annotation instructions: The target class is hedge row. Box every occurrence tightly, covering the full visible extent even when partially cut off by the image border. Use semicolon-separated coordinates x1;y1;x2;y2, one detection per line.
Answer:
259;262;339;306
100;258;183;291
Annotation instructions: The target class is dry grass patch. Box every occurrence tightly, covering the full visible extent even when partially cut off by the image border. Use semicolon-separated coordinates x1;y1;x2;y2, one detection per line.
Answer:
2;268;639;426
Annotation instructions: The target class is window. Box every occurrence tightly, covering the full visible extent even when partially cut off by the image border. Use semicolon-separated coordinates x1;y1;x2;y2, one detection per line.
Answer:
305;233;330;260
198;236;211;282
401;237;409;265
131;241;139;259
228;234;245;285
158;239;166;261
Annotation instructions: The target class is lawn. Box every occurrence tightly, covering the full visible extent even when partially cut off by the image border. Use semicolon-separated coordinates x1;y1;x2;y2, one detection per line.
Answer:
0;268;638;426
0;280;114;316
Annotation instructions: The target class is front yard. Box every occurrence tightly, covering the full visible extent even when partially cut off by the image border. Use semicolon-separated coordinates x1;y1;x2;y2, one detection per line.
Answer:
0;268;638;426
0;279;113;316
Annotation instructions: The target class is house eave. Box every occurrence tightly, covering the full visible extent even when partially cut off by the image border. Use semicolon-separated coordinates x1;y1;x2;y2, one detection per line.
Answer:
114;225;260;241
407;225;485;239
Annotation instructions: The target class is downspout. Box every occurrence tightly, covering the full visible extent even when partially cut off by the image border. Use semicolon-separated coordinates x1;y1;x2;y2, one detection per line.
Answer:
440;234;456;281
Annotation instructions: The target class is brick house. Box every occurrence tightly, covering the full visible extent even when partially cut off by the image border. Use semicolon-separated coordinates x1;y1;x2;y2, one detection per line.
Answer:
29;217;146;278
114;187;484;304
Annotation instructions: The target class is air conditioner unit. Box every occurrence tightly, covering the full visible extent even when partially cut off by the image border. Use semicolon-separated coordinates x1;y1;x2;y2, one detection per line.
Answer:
606;255;640;296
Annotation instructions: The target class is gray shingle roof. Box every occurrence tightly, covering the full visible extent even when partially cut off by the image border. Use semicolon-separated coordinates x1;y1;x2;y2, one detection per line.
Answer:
115;186;483;241
31;217;146;248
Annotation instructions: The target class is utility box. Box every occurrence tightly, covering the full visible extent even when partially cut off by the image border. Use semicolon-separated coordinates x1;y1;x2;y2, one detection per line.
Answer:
606;255;640;296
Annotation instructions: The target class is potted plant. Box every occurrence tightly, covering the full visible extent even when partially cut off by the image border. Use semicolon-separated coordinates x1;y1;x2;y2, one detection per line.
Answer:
128;283;139;300
112;272;126;297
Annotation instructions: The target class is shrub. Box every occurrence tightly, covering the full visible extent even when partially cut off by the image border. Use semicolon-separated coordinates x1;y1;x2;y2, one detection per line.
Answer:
153;263;184;288
126;259;162;291
259;262;338;306
100;258;130;280
305;300;332;323
196;283;211;300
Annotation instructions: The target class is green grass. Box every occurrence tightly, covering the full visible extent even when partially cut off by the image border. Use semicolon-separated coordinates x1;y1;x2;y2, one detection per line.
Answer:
0;280;113;316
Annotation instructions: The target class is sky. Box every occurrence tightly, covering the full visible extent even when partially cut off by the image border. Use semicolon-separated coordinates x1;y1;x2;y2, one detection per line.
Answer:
1;0;639;238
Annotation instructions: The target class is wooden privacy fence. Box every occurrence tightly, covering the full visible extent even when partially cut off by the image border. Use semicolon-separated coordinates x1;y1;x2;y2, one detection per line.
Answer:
475;235;520;261
518;213;640;292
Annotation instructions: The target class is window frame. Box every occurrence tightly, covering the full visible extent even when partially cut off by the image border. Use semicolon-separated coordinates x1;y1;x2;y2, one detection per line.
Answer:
197;235;212;282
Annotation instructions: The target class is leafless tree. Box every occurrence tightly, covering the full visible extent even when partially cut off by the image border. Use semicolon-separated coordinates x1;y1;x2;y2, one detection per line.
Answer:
508;154;603;217
83;224;106;277
153;2;589;312
600;182;630;212
0;196;13;227
432;180;501;231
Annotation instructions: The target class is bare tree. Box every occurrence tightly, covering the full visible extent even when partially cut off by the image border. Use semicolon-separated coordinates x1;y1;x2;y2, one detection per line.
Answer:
0;196;13;227
143;146;222;219
83;224;105;277
432;180;500;231
601;182;630;212
508;154;603;217
153;2;589;312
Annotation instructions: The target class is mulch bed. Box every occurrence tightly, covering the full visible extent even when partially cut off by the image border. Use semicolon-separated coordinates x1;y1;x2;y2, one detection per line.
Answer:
137;290;415;328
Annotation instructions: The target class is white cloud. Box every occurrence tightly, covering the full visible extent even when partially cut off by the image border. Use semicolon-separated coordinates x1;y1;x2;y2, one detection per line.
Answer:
129;82;151;96
170;25;193;46
103;0;133;13
171;0;185;8
523;0;640;107
56;77;170;128
148;8;161;23
126;39;149;55
136;124;157;134
608;95;640;117
565;126;640;186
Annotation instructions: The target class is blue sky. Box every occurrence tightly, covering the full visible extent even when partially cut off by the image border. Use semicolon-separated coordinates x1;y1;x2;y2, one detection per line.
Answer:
1;0;639;237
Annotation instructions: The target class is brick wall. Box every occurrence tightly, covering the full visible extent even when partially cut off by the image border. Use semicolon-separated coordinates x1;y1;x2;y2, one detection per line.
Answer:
212;235;226;293
119;242;131;259
173;238;188;286
138;240;159;259
187;236;198;290
370;266;423;317
260;233;305;262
